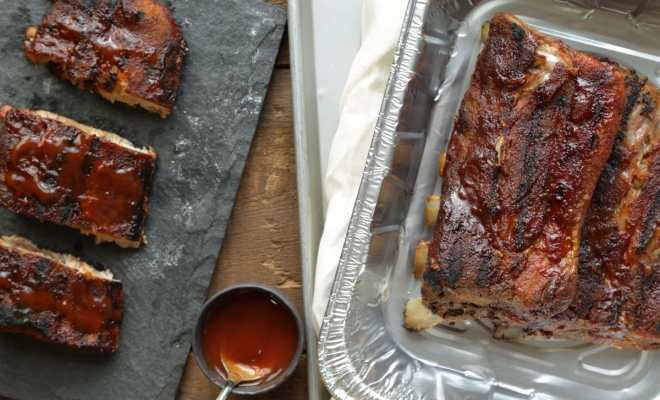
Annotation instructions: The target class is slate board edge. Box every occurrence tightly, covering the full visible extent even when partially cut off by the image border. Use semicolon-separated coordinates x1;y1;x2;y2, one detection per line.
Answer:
0;0;288;399
156;20;288;400
162;24;288;400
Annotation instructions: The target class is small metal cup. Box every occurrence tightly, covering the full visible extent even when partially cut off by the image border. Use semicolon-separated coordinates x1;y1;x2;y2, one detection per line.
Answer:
192;282;304;396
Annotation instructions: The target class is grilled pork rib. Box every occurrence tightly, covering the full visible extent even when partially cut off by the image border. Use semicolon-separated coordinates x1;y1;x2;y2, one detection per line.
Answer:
501;72;660;350
23;0;187;117
421;13;626;325
0;106;156;248
0;236;123;353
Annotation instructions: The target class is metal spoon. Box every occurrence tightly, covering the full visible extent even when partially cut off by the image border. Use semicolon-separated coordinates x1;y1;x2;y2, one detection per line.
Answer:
215;350;273;400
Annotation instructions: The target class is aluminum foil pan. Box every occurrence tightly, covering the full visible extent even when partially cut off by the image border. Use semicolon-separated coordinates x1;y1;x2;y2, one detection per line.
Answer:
317;0;660;399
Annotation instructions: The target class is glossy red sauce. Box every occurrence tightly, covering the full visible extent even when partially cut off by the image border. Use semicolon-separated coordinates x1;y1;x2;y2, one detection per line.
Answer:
0;248;122;335
201;290;299;387
7;133;92;204
3;109;148;235
6;134;142;227
23;0;187;110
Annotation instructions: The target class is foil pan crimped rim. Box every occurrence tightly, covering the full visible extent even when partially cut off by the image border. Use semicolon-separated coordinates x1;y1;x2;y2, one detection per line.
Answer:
317;1;660;399
318;1;435;398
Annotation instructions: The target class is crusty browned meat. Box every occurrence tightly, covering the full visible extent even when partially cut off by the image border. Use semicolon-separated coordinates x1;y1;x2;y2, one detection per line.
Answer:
421;13;627;325
0;106;156;248
504;71;660;350
23;0;187;117
0;236;123;353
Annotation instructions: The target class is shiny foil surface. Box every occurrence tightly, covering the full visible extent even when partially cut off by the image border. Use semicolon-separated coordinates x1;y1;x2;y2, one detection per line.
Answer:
318;0;660;399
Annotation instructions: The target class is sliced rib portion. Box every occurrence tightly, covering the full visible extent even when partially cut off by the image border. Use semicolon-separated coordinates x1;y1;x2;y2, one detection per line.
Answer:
508;72;660;350
421;13;626;325
0;236;123;353
0;106;156;248
23;0;187;117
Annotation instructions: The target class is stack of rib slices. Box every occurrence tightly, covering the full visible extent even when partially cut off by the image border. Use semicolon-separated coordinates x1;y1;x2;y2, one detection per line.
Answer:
405;12;660;351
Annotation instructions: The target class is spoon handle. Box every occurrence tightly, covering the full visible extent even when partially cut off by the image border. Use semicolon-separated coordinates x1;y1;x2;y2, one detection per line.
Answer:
215;380;236;400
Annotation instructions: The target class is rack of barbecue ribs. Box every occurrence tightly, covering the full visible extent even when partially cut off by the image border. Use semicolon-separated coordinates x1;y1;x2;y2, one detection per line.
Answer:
494;71;660;350
418;12;627;326
0;106;156;248
0;236;124;353
23;0;187;117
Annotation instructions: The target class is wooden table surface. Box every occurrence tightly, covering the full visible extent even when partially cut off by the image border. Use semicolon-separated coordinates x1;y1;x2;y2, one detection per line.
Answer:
1;1;311;399
176;7;311;399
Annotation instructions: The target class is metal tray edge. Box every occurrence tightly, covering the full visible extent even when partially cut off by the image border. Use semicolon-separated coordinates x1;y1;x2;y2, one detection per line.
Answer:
288;0;330;399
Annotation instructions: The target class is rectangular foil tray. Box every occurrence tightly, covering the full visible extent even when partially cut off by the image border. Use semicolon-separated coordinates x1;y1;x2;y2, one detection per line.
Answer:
317;0;660;398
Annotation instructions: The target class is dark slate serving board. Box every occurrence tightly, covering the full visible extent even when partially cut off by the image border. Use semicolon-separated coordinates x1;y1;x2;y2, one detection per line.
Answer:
0;1;287;399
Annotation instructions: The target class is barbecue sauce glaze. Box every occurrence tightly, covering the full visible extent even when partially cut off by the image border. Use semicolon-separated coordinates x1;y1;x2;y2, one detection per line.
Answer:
22;0;188;115
201;290;298;387
0;241;124;352
0;108;154;243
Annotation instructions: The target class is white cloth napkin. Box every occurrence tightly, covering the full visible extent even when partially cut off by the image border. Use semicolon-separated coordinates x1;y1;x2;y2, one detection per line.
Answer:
312;0;409;333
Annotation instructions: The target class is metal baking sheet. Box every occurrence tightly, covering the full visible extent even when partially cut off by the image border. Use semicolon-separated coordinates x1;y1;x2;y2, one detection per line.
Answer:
317;0;660;398
0;1;286;399
288;0;358;398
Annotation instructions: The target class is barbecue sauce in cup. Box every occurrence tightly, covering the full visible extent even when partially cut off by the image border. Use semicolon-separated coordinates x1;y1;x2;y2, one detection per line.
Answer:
200;290;299;386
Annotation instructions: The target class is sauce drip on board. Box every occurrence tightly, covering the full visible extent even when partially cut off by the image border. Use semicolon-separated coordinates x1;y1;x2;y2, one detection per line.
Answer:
201;290;298;387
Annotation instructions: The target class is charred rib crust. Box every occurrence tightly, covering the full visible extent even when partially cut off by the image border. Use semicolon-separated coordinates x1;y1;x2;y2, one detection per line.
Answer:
23;0;187;117
0;108;156;248
638;190;660;253
475;256;491;288
518;70;660;350
421;12;626;325
82;136;101;175
442;242;464;285
0;238;123;352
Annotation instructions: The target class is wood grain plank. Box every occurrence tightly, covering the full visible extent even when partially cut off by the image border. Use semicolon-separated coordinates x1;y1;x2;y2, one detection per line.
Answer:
267;0;287;7
206;67;301;312
175;67;307;400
